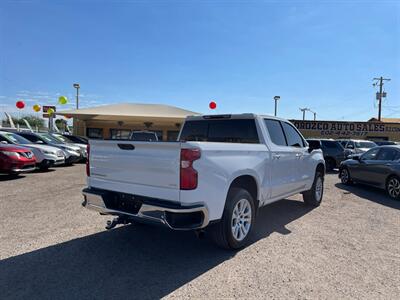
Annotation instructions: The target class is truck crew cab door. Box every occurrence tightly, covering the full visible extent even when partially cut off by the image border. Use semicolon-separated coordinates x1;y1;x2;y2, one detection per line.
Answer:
264;119;303;200
280;121;312;190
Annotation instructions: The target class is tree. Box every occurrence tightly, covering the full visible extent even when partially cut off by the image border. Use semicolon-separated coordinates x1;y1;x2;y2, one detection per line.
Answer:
8;115;46;128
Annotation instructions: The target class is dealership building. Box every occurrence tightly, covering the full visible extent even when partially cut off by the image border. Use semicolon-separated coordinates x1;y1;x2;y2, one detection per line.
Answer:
58;103;400;142
57;103;200;141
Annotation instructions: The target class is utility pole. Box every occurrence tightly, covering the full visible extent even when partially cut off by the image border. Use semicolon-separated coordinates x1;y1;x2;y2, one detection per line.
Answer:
273;96;280;116
300;108;309;120
373;77;390;121
313;111;316;121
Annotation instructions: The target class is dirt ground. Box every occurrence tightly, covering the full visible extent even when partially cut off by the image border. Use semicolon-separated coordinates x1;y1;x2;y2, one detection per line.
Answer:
0;164;399;299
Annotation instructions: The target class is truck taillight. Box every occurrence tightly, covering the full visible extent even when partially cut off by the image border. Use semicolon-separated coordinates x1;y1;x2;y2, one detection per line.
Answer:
86;144;90;177
180;148;201;190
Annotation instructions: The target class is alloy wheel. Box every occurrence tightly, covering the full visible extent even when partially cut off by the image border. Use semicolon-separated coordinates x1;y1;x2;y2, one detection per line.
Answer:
231;198;252;242
387;177;400;199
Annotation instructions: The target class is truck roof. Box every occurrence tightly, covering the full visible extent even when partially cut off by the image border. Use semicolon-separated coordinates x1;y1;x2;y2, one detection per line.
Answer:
186;113;289;122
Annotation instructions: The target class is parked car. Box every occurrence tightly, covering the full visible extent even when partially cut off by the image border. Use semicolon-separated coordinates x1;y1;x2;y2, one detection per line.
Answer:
15;132;81;165
339;146;400;199
342;139;377;154
82;114;325;249
374;141;397;146
62;134;88;144
50;133;88;160
129;131;158;141
307;139;348;171
0;144;36;175
0;131;65;170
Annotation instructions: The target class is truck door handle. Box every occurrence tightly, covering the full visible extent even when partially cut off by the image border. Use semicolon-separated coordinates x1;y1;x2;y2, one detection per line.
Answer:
117;144;135;150
273;154;281;160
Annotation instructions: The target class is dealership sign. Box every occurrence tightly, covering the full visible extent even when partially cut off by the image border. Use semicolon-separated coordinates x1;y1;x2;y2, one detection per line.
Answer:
290;120;400;138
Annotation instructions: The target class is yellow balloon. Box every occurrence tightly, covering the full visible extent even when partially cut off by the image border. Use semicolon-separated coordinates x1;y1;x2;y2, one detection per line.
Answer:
58;96;68;105
33;104;41;112
47;108;55;116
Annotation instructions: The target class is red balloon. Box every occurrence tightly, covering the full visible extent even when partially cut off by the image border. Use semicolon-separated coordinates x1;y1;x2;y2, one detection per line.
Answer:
209;101;217;109
16;100;25;109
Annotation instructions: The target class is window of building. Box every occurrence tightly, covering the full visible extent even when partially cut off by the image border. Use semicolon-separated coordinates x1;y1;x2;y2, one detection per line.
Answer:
87;128;103;139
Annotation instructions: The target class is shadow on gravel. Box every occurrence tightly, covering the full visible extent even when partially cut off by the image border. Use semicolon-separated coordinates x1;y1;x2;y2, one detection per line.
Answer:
335;183;400;210
0;199;311;299
0;174;25;181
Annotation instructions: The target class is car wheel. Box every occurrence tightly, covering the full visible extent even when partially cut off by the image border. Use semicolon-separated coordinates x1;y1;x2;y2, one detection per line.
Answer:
386;176;400;200
209;188;255;250
303;171;324;207
340;168;352;185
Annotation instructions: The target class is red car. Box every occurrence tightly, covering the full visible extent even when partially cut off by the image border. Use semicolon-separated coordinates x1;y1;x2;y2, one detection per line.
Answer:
0;144;36;175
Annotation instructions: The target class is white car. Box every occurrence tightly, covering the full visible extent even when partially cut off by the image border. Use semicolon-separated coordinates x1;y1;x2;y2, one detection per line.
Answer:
343;139;378;154
16;132;81;165
82;114;325;249
0;131;65;170
51;133;87;160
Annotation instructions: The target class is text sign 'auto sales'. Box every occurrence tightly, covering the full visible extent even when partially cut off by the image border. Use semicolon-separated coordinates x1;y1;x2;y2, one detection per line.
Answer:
290;120;400;140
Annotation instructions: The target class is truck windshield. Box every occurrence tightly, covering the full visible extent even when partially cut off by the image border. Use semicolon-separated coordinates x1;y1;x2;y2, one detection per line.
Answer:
180;119;259;144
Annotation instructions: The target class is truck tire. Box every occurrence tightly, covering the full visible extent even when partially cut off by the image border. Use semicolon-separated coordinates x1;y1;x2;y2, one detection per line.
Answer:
302;171;324;207
209;188;256;250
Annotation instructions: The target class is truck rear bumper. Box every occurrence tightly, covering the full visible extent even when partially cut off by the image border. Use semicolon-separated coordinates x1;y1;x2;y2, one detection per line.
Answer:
82;188;209;230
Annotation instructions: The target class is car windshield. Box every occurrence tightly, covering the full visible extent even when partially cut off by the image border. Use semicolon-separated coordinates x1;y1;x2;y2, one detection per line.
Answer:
52;134;72;143
2;133;32;145
355;141;377;148
38;133;64;144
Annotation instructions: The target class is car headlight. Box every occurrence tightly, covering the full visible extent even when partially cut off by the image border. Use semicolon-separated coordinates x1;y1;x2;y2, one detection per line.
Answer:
41;149;54;154
1;151;20;158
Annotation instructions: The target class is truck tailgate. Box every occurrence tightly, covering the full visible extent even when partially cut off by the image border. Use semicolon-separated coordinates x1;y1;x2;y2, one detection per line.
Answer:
88;140;181;202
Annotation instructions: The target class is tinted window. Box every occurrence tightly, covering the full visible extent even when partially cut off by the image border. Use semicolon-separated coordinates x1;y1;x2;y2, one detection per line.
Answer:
361;148;379;160
180;119;259;144
264;119;286;146
322;140;343;150
110;129;131;140
87;128;103;139
376;148;399;161
131;132;158;141
282;122;304;147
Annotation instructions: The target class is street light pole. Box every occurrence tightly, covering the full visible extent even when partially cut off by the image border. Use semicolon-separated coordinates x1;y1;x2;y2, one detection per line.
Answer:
273;96;280;116
73;83;80;109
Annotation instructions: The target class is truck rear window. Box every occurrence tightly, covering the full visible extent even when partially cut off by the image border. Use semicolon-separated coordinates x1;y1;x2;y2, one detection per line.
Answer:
179;119;259;144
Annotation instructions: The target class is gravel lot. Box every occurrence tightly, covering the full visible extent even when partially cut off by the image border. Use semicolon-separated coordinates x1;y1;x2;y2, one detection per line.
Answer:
0;164;399;299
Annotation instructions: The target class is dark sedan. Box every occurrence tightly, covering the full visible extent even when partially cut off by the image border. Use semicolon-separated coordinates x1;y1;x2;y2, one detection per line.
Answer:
339;146;400;199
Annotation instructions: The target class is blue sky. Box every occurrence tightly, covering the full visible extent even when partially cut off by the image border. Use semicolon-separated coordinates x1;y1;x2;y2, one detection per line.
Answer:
0;0;399;120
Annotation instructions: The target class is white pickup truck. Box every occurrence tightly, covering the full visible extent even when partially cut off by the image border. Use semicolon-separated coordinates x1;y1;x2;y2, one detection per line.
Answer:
82;114;325;249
